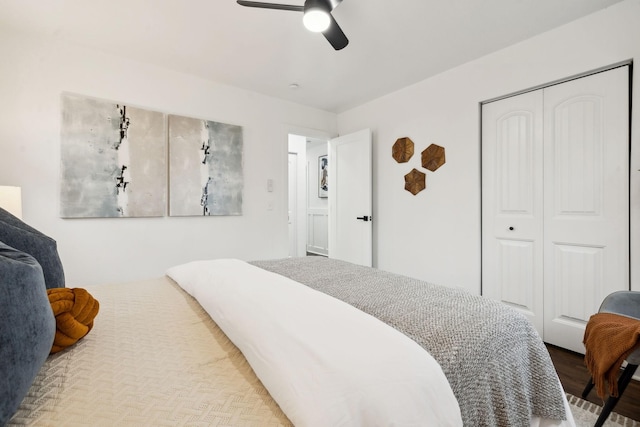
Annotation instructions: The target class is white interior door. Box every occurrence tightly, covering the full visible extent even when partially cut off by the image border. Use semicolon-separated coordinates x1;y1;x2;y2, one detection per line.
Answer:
482;66;630;353
542;67;629;353
482;90;545;332
288;152;297;257
328;129;372;267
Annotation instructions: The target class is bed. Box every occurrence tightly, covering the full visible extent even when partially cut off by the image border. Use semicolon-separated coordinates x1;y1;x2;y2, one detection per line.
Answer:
0;207;574;427
3;249;576;426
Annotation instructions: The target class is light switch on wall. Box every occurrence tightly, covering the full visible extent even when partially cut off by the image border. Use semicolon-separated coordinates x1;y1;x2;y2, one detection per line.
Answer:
267;179;274;192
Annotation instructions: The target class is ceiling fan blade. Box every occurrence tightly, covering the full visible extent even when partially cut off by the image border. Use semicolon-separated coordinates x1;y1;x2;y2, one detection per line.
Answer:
236;1;304;12
326;0;343;12
322;14;349;50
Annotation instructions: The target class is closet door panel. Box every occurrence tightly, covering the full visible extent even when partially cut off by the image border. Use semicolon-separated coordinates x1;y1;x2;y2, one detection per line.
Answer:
481;90;544;332
543;66;629;353
553;95;603;217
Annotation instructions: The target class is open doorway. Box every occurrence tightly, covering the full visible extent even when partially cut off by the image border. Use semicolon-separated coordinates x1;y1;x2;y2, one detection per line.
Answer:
288;134;328;258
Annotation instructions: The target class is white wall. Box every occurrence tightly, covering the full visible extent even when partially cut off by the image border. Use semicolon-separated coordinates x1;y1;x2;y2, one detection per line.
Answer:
288;134;307;257
3;1;639;291
337;0;640;294
0;27;337;286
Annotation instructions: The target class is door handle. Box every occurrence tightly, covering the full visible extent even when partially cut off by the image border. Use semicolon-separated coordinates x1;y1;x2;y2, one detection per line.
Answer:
356;216;371;222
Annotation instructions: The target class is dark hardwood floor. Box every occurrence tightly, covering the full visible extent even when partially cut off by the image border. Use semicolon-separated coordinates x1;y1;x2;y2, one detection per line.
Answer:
546;343;640;421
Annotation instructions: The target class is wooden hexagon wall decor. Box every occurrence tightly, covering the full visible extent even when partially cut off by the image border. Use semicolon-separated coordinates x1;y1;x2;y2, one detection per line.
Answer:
421;144;446;172
392;137;414;163
404;168;426;195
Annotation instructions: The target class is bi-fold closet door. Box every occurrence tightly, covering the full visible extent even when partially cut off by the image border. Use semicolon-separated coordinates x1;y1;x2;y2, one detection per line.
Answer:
481;66;629;354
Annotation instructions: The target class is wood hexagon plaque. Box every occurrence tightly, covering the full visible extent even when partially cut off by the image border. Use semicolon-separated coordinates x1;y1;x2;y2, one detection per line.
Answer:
392;137;414;163
421;144;446;172
404;168;426;195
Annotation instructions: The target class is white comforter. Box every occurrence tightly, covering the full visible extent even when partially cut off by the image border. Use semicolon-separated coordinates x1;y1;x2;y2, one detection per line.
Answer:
167;259;463;427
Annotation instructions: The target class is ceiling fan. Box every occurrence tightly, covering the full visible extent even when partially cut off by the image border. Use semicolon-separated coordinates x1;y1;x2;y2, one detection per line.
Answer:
236;0;349;50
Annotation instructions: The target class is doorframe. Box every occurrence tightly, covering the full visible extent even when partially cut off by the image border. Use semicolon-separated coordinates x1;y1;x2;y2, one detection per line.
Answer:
285;126;335;257
482;60;632;104
479;60;634;295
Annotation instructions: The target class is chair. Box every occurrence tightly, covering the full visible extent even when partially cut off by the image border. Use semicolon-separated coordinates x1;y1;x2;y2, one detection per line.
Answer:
582;291;640;427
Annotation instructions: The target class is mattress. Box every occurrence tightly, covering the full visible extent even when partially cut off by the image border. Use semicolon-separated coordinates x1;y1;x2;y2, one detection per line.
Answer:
8;277;291;426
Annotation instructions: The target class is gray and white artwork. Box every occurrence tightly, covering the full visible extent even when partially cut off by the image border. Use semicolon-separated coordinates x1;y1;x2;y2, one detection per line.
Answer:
60;94;167;218
169;115;243;216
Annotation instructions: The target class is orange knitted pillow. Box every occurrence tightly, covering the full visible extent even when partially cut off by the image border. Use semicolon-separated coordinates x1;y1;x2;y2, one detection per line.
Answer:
47;288;99;354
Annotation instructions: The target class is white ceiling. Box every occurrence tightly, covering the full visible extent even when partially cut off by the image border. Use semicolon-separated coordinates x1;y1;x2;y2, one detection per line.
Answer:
0;0;624;113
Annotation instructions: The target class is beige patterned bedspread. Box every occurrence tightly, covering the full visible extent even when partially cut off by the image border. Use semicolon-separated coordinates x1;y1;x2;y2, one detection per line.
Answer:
9;277;291;427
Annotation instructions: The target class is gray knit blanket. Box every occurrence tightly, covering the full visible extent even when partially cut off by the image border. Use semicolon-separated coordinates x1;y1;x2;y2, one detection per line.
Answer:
250;257;566;427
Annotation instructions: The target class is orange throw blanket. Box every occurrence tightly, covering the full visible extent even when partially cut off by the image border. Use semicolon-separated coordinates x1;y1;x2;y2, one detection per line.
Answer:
583;312;640;398
47;288;100;354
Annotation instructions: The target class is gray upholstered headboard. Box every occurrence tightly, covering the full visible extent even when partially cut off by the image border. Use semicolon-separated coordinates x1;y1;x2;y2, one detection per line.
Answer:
0;207;65;289
0;242;56;425
0;209;66;424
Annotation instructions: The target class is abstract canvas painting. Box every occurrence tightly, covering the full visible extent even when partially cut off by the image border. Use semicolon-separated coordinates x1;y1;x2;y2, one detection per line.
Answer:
169;115;243;216
60;94;167;218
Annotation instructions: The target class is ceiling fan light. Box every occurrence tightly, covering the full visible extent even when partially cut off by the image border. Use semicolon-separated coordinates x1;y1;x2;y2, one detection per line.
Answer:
303;9;330;32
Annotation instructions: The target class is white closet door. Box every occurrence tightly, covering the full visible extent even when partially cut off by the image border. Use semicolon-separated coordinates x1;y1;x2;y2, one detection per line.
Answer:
482;66;630;352
542;67;629;353
482;90;545;333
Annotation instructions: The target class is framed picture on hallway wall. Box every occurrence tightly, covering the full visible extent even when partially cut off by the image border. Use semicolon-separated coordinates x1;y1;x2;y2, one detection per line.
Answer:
318;155;328;198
